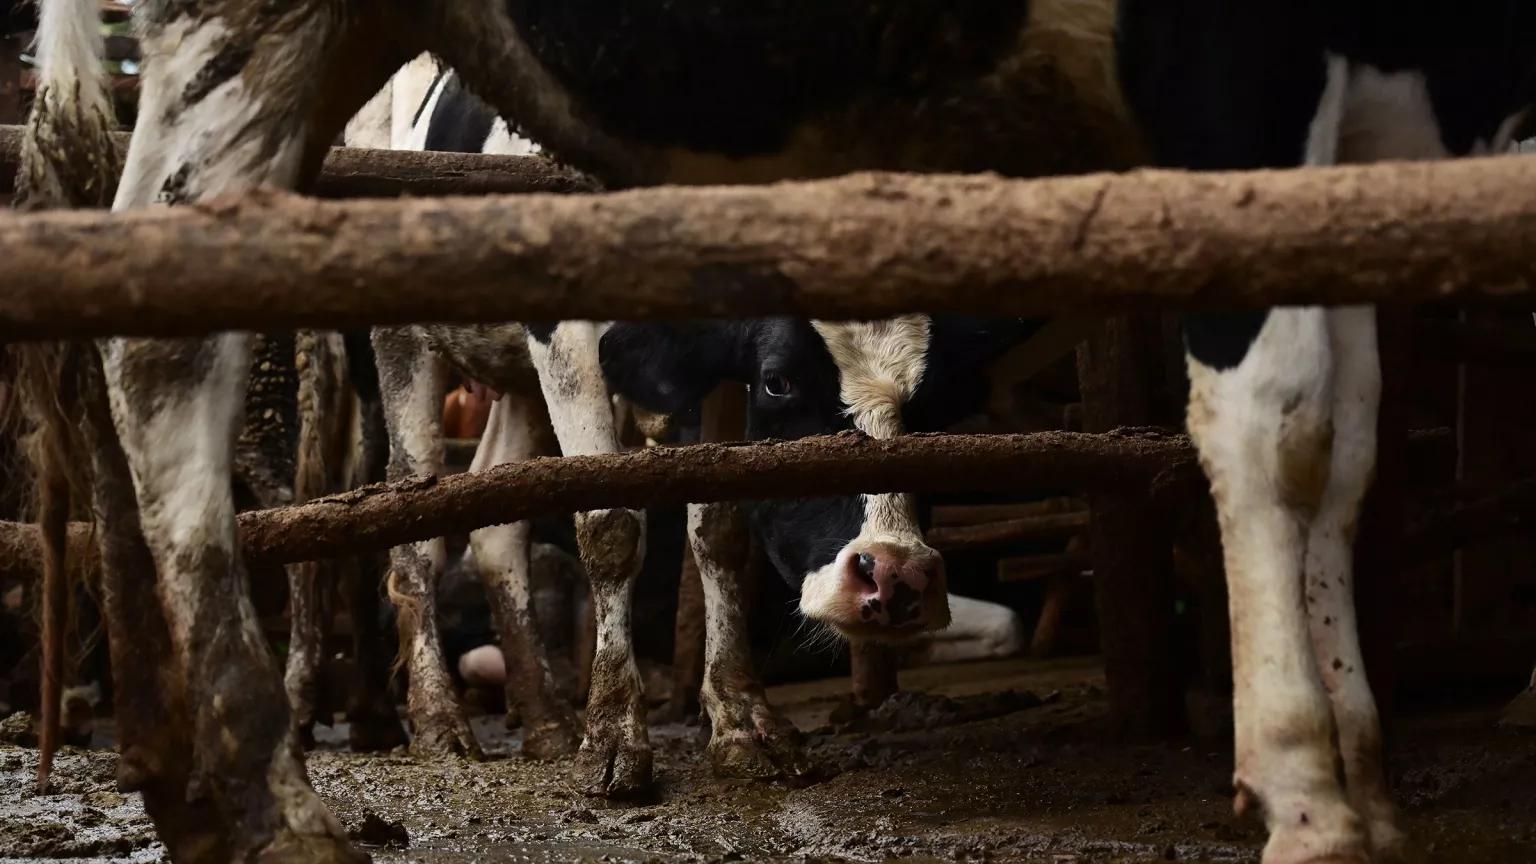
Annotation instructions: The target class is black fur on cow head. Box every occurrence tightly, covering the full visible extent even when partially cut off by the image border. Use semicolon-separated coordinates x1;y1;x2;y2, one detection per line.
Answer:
601;316;1039;599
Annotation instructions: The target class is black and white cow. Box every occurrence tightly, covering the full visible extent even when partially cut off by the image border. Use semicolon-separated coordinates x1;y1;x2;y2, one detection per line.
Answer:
361;65;1032;777
28;0;1536;861
601;317;1039;637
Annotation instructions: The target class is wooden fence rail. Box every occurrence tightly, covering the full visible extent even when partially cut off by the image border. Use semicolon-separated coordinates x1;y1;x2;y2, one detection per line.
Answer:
0;156;1534;339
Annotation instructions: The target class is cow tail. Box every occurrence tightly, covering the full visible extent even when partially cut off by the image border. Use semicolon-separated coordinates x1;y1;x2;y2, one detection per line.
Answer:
15;0;121;793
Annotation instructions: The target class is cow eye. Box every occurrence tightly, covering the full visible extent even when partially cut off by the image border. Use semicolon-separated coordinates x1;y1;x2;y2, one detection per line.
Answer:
762;372;793;398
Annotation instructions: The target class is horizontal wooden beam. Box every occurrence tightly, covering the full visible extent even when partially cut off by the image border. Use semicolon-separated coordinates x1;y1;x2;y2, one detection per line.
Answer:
0;125;598;201
0;430;1195;577
927;510;1089;552
1;156;1536;338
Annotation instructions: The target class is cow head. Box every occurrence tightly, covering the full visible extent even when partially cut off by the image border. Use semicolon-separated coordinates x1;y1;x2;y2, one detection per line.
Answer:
602;316;1030;642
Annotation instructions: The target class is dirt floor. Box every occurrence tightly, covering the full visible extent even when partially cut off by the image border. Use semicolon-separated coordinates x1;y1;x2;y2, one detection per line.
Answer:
2;657;1533;863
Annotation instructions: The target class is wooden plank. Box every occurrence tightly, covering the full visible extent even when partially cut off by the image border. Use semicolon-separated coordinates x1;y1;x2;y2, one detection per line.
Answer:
928;510;1089;552
1077;315;1183;740
931;497;1087;527
996;552;1093;582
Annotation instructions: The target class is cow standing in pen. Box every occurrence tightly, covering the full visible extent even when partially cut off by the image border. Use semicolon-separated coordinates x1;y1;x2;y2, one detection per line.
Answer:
22;1;1536;863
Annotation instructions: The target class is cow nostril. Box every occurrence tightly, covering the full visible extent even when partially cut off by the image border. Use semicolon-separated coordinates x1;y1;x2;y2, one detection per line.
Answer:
855;552;877;585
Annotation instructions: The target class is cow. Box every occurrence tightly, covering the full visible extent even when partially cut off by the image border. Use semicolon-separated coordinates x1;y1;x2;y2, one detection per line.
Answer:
26;0;1536;861
344;63;815;779
371;65;1031;775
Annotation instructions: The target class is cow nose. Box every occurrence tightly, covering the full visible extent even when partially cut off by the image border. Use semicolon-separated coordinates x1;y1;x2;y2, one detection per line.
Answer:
848;547;935;628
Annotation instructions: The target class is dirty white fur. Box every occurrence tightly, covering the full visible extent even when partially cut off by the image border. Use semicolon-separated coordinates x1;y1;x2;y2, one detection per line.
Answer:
1184;57;1482;863
812;317;931;439
103;334;250;559
116;19;308;205
524;322;625;459
800;318;948;632
1186;308;1357;864
467;395;538;615
688;502;752;739
34;0;111;119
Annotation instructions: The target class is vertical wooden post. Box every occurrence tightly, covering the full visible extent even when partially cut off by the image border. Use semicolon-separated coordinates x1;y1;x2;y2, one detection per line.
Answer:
1077;315;1183;740
850;641;899;709
663;541;705;720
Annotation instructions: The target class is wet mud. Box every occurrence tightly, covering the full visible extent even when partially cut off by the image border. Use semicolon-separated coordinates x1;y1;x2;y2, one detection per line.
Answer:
2;657;1533;863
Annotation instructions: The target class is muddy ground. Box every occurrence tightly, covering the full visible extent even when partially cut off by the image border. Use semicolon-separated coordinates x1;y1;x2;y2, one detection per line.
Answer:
2;657;1533;863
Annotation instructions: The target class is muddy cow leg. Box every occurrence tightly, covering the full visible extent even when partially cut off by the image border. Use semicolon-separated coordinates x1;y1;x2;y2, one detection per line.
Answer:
373;326;481;758
690;501;811;779
467;394;581;759
1301;307;1410;860
1186;307;1367;864
98;6;411;856
106;333;358;863
80;355;230;864
526;323;650;796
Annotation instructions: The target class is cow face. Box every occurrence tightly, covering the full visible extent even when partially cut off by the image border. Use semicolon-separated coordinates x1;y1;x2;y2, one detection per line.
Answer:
602;316;1001;642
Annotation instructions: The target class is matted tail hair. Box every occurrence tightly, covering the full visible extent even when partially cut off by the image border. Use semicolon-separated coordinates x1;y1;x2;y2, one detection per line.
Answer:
12;0;122;792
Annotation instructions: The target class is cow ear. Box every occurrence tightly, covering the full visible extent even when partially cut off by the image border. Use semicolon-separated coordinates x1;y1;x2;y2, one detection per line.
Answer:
600;321;753;414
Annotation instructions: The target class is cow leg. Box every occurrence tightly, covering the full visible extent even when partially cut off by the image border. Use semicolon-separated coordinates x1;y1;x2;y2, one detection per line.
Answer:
525;323;650;796
1186;308;1367;864
1301;307;1408;859
98;7;408;856
105;335;358;863
691;501;811;779
467;394;581;759
373;326;482;758
81;354;230;864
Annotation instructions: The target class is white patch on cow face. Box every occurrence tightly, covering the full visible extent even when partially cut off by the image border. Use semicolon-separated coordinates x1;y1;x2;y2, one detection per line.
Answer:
799;317;950;637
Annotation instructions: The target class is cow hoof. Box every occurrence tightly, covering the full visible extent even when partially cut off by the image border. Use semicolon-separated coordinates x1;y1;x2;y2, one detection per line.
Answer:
1261;829;1368;864
707;719;812;782
408;711;483;760
1365;819;1421;864
575;731;653;798
521;718;581;761
1257;800;1369;864
1498;686;1536;731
